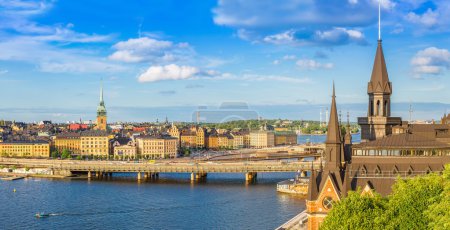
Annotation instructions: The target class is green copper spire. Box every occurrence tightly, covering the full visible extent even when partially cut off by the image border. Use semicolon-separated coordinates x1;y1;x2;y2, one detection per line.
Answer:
97;80;107;116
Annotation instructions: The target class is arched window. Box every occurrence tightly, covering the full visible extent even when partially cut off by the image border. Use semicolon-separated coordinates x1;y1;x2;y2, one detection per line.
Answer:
376;100;381;116
370;100;374;116
385;100;389;116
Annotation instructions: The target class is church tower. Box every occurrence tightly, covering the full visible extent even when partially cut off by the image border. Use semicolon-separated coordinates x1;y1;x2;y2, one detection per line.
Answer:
96;82;107;131
357;6;401;141
306;83;349;230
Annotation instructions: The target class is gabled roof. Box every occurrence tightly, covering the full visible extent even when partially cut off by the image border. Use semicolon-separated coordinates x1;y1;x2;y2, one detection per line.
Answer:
368;40;392;94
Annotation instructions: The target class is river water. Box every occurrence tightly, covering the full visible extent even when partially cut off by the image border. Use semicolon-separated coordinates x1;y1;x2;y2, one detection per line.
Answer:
0;173;305;230
0;134;361;230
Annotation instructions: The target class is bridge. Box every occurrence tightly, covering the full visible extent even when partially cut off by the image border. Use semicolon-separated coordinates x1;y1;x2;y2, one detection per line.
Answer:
0;158;321;182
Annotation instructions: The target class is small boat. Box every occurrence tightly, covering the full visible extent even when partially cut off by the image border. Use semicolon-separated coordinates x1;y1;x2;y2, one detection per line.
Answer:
35;212;50;218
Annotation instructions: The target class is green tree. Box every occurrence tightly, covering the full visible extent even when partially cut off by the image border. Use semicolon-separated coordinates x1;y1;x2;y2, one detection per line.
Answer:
321;191;387;230
51;150;59;158
377;174;444;230
426;165;450;230
61;149;71;159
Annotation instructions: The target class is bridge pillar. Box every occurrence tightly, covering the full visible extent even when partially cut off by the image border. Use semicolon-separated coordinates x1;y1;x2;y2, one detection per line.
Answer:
137;172;142;181
191;173;196;181
245;172;257;182
144;172;149;179
87;171;92;179
96;171;101;178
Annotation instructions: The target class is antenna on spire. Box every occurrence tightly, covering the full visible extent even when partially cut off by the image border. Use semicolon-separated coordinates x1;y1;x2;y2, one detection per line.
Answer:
378;0;381;41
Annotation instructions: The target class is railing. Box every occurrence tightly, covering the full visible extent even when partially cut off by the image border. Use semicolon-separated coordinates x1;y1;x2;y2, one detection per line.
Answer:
0;158;321;173
275;210;308;230
350;170;439;178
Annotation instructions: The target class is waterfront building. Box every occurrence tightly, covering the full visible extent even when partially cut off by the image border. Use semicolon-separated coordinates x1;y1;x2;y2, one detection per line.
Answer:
249;130;275;148
196;127;206;149
180;129;197;148
54;132;81;154
113;140;137;158
206;131;219;149
231;132;244;149
217;133;230;149
274;131;298;146
80;130;110;156
96;83;107;131
0;140;50;158
136;135;178;159
242;130;251;148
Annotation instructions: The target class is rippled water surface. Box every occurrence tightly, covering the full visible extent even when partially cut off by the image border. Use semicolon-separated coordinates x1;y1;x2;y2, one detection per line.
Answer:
0;173;305;230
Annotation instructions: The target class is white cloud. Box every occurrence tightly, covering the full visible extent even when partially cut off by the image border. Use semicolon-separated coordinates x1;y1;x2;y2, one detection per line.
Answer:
0;38;126;73
138;64;199;82
0;69;8;75
263;30;296;45
411;47;450;75
272;60;280;65
262;27;366;46
296;59;334;70
109;37;193;63
283;55;297;60
406;8;439;27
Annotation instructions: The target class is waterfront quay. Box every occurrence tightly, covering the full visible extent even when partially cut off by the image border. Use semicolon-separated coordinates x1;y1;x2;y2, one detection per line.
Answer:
0;158;319;182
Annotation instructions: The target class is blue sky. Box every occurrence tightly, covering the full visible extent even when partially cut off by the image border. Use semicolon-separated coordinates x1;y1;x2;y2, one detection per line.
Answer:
0;0;450;122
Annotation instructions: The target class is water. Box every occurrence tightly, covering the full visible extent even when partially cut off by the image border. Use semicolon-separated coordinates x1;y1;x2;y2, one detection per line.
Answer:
0;173;305;230
298;134;361;144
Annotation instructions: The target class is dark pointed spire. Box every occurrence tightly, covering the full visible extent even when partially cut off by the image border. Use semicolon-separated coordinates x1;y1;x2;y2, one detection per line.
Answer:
368;40;392;94
326;82;341;144
307;162;319;201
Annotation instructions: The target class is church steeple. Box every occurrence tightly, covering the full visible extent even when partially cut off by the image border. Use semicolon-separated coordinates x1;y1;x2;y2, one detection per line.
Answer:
325;82;343;169
326;82;341;144
96;80;107;131
367;40;392;94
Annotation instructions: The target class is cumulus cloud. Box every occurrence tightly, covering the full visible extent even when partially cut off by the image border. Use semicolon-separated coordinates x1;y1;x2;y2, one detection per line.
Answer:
262;27;366;46
406;8;439;27
138;64;200;83
411;47;450;76
213;0;389;29
296;59;334;70
109;37;193;63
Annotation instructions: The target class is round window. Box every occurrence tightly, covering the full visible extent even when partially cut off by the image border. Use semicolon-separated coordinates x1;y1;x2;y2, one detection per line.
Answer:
322;196;334;210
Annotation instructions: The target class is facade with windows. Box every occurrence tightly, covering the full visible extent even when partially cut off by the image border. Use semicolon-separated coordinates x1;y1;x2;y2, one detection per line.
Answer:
136;135;178;159
0;141;50;158
80;131;110;156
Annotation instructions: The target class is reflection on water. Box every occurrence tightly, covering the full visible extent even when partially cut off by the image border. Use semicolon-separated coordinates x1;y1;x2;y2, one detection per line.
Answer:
0;173;305;230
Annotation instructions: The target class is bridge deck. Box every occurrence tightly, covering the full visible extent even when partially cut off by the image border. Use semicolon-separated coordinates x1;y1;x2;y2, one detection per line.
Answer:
1;158;320;173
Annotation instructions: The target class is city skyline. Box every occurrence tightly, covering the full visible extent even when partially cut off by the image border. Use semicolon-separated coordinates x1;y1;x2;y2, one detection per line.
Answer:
1;0;450;122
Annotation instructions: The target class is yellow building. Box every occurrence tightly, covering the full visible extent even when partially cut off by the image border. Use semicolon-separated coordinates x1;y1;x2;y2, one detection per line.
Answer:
96;83;107;131
196;127;206;148
168;124;180;139
217;134;230;149
80;131;110;156
180;130;197;148
0;141;50;158
207;133;219;149
242;131;251;148
136;135;178;159
250;130;275;148
53;132;81;154
274;131;298;146
231;132;244;149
